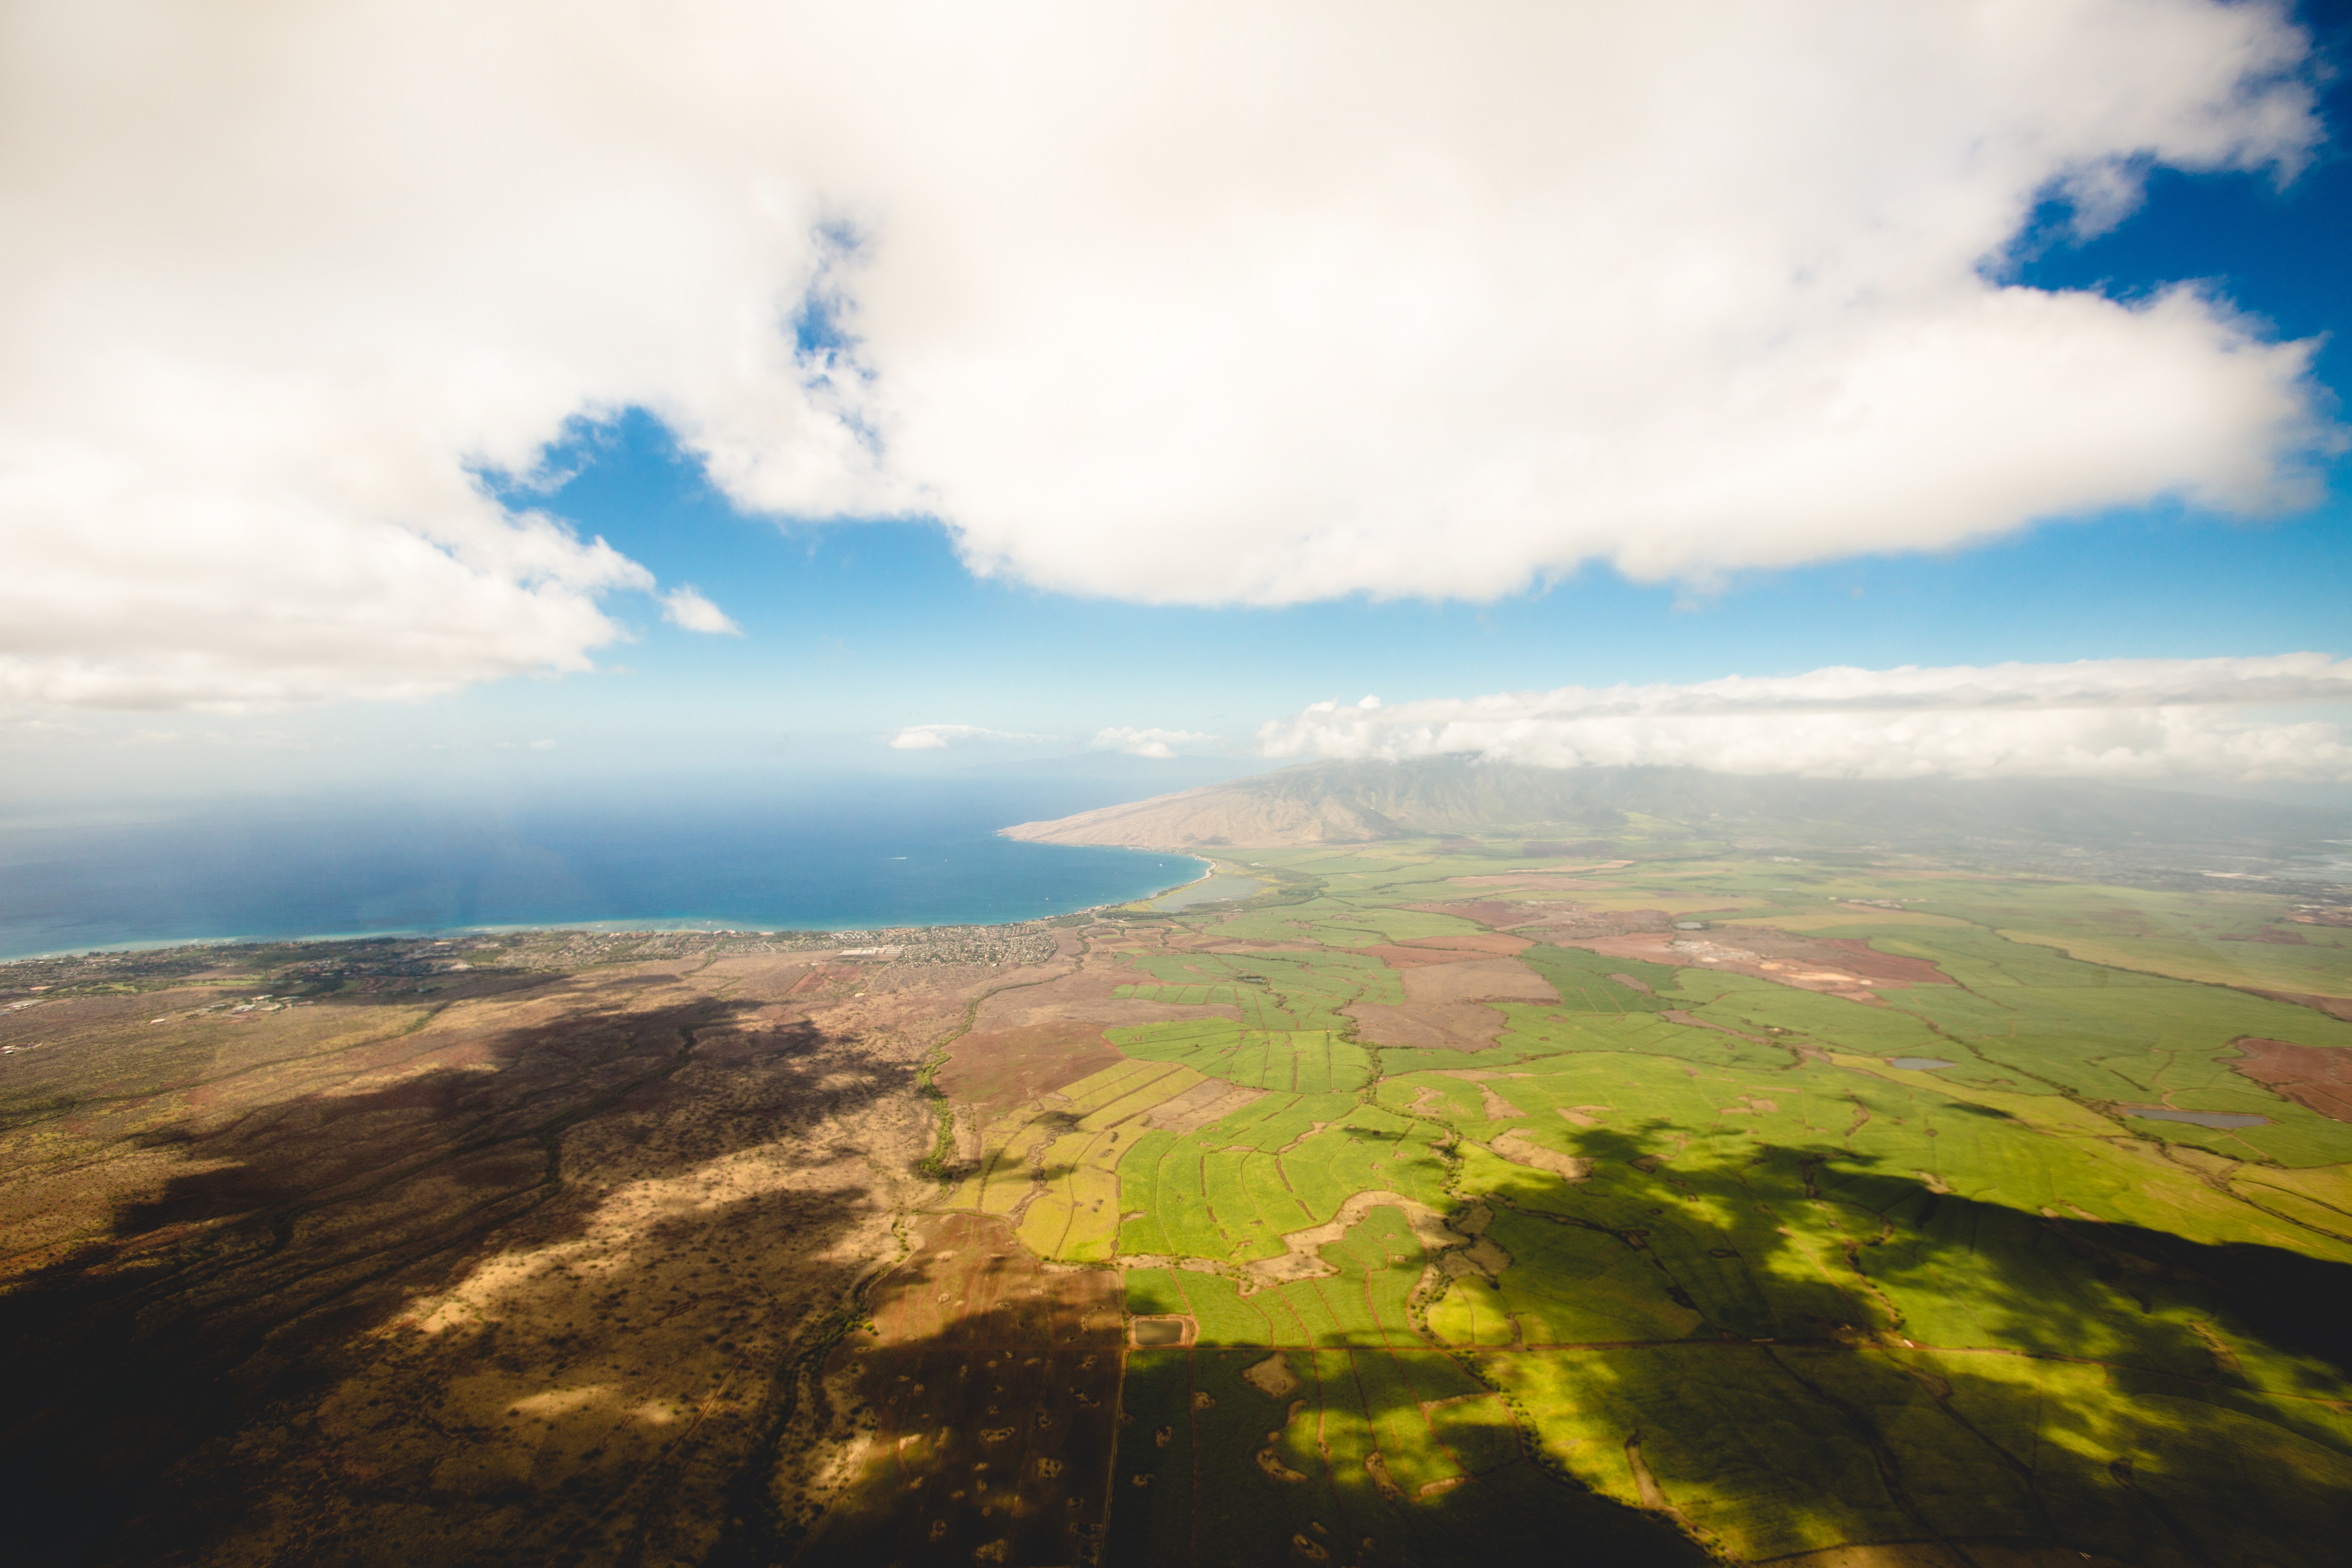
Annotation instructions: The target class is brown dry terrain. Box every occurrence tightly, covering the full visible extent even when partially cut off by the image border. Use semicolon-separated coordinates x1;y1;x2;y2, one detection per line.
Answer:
1341;949;1557;1051
0;938;994;1568
2230;1036;2352;1121
938;1021;1126;1111
797;1212;1123;1567
967;965;1243;1031
1397;956;1558;1007
1344;1000;1511;1052
1361;933;1531;967
1421;899;1683;941
1711;929;1956;986
1403;899;1540;929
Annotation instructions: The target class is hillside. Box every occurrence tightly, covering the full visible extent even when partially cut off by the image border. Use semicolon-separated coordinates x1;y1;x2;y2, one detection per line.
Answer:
1001;756;2352;873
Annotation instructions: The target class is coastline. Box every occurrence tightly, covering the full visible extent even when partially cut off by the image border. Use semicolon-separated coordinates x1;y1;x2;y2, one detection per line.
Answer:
0;851;1218;966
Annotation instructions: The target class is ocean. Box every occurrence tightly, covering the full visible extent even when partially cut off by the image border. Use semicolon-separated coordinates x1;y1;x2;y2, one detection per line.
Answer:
0;776;1206;959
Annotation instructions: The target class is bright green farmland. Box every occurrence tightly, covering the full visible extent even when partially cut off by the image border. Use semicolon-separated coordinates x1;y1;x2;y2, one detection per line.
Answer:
1035;842;2352;1566
1115;946;1405;1028
1114;1109;1449;1263
1106;1017;1374;1092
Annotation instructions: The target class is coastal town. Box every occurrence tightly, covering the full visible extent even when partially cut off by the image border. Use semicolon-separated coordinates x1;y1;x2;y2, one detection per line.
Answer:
0;918;1079;1006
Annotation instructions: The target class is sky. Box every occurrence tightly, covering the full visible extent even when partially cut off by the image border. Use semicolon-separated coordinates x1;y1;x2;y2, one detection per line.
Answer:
3;0;2350;813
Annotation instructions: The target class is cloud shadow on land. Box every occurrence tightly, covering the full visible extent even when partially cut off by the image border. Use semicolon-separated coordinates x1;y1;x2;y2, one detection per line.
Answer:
1457;1120;2352;1567
0;976;921;1568
764;1203;1714;1568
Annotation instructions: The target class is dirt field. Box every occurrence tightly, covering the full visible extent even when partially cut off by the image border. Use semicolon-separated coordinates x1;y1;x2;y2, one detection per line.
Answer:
938;1020;1127;1112
1403;899;1539;929
2230;1035;2352;1121
969;965;1244;1030
1398;956;1558;1006
1361;933;1531;968
1345;1000;1511;1051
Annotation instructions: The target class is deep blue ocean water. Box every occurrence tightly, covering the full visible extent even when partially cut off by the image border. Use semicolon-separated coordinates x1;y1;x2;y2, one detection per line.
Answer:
0;777;1205;959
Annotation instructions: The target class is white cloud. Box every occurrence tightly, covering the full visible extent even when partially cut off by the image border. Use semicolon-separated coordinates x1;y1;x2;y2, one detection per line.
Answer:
659;587;741;636
1091;726;1226;760
886;723;1056;751
1255;655;2352;782
0;1;2336;707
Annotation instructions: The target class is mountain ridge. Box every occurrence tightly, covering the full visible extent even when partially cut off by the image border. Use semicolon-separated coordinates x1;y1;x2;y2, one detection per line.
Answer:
999;757;2352;869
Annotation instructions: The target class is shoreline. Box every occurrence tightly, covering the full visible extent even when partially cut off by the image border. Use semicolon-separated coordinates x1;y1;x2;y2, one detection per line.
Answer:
0;851;1218;967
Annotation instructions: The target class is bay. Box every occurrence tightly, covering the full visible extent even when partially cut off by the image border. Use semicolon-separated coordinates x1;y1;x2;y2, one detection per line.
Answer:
0;777;1205;958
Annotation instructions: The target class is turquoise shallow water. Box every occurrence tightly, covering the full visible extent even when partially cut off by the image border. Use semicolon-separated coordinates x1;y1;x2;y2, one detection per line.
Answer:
0;777;1205;958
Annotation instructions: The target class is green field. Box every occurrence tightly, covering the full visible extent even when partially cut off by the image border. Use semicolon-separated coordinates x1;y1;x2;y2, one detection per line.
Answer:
932;840;2352;1565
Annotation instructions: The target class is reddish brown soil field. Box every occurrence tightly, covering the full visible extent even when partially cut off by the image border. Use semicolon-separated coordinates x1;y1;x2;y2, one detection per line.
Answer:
971;965;1243;1030
802;1212;1123;1567
1345;1000;1510;1052
2230;1036;2352;1122
938;1020;1126;1114
1404;899;1537;929
1399;956;1559;1006
1363;933;1531;968
1726;930;1955;986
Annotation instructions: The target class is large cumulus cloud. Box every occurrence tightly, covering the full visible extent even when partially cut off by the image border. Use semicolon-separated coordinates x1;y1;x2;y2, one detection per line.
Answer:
0;0;2335;708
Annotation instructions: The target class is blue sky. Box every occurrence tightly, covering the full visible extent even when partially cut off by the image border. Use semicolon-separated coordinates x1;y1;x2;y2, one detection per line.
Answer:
457;38;2352;784
477;414;2350;764
5;0;2350;807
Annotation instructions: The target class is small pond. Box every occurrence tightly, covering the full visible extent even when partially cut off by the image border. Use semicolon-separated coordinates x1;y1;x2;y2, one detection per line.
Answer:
1131;1316;1189;1346
2119;1106;2272;1129
1888;1057;1957;1071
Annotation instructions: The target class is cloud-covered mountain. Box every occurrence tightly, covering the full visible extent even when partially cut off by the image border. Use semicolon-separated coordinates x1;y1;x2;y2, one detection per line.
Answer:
1002;755;2352;875
1258;655;2352;782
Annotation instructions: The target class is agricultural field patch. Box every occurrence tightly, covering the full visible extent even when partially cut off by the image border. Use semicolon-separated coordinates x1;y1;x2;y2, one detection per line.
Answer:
2229;1034;2352;1121
937;1019;1126;1112
1361;932;1534;965
1345;998;1512;1051
1396;956;1559;1007
1107;1018;1375;1094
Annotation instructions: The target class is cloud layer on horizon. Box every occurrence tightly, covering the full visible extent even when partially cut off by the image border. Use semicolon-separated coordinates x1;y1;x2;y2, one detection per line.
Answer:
1091;726;1226;760
0;0;2337;709
885;723;1058;751
1255;655;2352;782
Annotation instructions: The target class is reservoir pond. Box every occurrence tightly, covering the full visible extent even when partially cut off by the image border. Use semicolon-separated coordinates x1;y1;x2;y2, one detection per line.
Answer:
2119;1107;2272;1129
